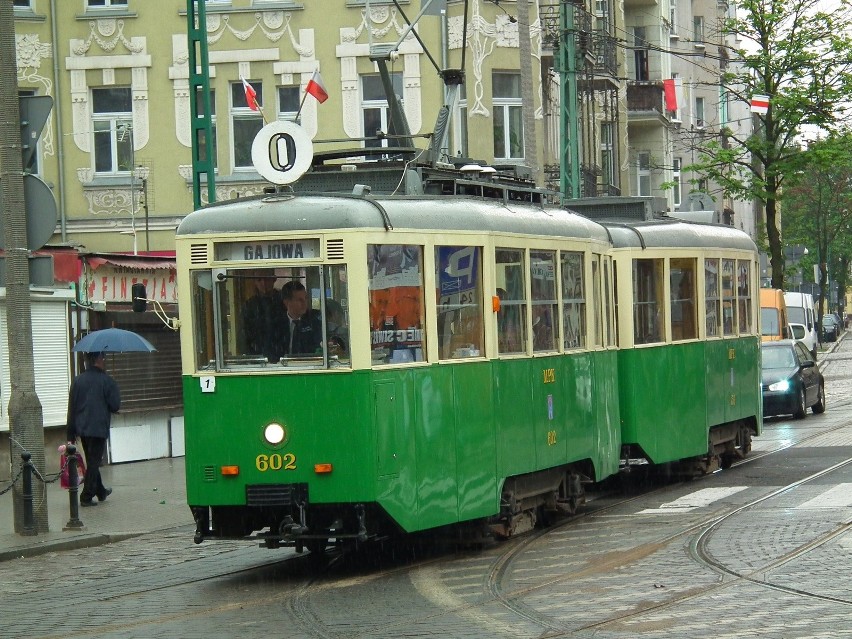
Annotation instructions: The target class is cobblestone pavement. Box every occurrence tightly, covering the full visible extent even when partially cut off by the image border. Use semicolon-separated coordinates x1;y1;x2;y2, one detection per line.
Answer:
2;333;850;638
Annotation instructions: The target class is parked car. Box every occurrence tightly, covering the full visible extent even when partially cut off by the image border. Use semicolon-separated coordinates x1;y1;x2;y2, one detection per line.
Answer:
784;292;817;357
761;340;825;419
821;314;840;342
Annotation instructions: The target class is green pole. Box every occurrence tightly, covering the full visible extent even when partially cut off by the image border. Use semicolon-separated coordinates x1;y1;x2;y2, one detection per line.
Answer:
187;0;216;209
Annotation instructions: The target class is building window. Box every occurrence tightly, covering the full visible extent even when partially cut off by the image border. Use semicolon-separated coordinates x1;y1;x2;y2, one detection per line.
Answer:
278;86;300;122
719;85;729;125
693;16;705;45
695;96;705;128
361;73;403;149
601;121;614;189
672;72;682;121
19;89;39;175
87;0;127;7
672;157;682;207
633;27;649;81
13;0;33;9
669;0;678;35
91;87;132;175
637;151;651;196
452;83;468;158
195;87;217;170
231;80;263;170
492;72;523;160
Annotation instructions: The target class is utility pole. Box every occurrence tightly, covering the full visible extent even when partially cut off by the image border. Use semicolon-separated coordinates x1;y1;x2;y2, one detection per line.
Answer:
517;0;540;186
559;0;580;200
0;0;48;533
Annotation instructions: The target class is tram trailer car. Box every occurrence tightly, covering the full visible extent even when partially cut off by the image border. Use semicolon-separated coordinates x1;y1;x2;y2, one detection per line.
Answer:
605;220;762;476
175;193;761;552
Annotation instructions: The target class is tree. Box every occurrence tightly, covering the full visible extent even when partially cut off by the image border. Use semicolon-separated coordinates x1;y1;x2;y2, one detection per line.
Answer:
781;133;852;325
689;0;852;289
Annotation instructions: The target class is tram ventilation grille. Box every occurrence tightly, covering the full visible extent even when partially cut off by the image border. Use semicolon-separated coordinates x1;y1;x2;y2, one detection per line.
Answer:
190;243;209;264
326;239;344;260
203;466;216;482
246;483;308;507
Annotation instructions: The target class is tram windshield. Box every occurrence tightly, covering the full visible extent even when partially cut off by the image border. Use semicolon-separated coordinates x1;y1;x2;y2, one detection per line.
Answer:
191;264;350;371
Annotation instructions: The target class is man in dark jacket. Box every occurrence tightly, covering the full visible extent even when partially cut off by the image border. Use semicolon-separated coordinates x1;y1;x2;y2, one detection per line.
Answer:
66;352;121;506
281;280;322;356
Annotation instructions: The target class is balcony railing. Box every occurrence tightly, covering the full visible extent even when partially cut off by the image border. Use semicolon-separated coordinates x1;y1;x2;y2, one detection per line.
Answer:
627;83;665;116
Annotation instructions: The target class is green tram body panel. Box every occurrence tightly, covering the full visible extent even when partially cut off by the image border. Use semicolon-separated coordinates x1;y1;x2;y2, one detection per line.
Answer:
618;337;761;464
184;351;621;534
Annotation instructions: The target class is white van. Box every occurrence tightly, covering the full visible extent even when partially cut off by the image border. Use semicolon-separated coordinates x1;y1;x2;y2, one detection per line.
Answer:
784;292;818;357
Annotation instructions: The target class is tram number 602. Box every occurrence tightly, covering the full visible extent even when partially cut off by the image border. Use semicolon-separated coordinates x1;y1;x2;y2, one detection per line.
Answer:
256;453;297;472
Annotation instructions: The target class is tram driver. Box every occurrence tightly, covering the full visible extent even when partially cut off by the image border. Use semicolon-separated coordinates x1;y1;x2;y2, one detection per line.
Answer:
281;280;322;356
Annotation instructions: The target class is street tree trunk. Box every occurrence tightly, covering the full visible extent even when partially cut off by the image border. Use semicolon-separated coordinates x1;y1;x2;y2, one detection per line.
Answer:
0;0;48;534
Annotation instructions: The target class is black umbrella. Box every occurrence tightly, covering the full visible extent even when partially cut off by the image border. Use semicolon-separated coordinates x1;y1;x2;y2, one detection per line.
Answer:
72;328;157;353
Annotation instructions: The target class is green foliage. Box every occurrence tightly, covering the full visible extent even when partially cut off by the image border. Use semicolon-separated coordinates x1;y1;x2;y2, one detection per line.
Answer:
690;0;852;288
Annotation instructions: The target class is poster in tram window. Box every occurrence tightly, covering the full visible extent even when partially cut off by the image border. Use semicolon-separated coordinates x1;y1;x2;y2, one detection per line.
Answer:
436;246;483;359
368;245;425;364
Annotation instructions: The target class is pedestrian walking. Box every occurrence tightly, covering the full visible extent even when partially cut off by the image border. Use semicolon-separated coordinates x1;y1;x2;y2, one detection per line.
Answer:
66;351;121;506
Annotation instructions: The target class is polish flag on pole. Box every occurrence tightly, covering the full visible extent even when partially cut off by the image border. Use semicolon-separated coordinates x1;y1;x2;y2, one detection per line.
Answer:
241;77;259;111
751;94;770;115
305;70;329;104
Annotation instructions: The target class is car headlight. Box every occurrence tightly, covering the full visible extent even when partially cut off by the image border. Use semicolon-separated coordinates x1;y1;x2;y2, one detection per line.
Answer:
768;379;791;392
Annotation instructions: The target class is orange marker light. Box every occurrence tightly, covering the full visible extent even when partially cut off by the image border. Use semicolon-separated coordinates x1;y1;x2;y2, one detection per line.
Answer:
220;465;240;476
492;295;501;312
314;463;333;474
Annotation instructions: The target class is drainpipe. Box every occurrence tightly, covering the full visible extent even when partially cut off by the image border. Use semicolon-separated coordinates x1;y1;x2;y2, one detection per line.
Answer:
50;0;67;242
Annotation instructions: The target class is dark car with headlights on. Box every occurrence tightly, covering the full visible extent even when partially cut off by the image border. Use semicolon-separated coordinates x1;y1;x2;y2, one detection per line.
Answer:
761;340;825;419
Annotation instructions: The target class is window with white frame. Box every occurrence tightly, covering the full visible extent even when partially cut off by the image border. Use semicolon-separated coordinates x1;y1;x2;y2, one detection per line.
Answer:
693;16;705;45
92;87;132;175
719;85;728;125
601;121;614;189
452;83;468;158
361;73;403;149
231;80;263;170
13;0;33;9
672;157;682;207
633;27;649;81
669;0;678;36
87;0;128;7
195;87;217;170
278;86;299;122
637;151;651;196
492;72;523;160
672;72;682;121
19;89;40;175
695;96;705;128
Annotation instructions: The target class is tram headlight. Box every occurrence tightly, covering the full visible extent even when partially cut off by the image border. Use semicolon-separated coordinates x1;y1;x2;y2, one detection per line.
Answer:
768;379;790;392
264;422;287;446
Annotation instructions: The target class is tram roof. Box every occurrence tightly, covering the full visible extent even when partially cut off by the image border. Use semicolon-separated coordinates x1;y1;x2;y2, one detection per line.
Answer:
176;193;611;243
602;218;757;252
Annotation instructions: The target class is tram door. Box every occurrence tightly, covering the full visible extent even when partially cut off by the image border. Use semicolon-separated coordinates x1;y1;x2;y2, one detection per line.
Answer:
374;381;401;478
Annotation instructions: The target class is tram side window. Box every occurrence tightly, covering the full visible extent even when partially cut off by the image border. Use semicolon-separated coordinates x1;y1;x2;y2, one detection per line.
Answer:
435;246;484;359
531;250;557;351
737;260;752;333
591;254;603;347
496;248;527;354
705;258;721;337
633;258;664;344
721;258;736;336
604;256;615;347
560;251;586;350
191;271;216;370
670;258;697;341
324;264;351;364
368;245;426;365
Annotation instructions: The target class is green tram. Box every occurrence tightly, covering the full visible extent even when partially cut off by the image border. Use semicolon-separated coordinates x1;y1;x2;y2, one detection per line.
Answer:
175;189;760;551
604;221;762;476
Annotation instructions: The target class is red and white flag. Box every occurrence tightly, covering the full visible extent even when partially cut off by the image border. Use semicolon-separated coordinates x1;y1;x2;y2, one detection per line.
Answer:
241;76;259;111
305;70;328;104
751;94;770;115
663;77;683;113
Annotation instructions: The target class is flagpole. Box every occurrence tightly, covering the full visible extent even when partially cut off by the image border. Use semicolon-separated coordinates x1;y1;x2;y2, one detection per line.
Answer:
294;84;310;124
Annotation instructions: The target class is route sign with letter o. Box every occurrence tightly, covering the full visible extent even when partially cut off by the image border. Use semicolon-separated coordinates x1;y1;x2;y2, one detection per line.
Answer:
251;121;314;185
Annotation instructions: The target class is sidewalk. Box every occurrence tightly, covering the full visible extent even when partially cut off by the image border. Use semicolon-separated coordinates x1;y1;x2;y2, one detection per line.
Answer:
0;456;192;562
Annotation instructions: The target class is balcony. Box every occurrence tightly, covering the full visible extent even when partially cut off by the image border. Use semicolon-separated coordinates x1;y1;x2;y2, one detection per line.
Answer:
627;82;668;126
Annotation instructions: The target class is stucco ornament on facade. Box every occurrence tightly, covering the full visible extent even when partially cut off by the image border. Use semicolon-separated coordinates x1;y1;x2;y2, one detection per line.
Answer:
337;7;424;139
448;0;542;119
16;33;55;159
72;19;145;56
205;11;313;56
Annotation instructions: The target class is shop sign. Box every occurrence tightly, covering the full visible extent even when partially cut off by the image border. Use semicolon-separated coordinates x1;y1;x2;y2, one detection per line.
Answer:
86;265;177;304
